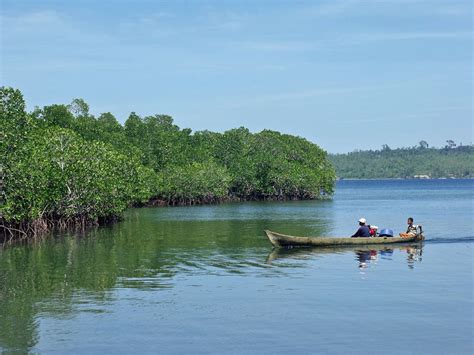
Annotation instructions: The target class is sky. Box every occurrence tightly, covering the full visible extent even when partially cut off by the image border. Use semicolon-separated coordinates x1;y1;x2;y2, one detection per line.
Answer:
1;0;472;153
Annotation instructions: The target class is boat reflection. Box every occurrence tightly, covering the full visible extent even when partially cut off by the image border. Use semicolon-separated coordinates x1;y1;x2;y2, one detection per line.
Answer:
266;243;424;269
405;245;423;269
355;249;378;269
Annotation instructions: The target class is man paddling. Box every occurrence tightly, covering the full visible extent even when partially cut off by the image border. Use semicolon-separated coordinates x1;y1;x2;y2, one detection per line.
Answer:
351;218;370;238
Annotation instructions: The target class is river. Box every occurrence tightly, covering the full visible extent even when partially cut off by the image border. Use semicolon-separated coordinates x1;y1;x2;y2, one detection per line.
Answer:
1;179;472;354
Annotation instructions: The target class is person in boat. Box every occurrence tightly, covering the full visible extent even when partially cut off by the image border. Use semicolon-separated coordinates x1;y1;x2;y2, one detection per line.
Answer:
399;217;419;238
351;218;371;238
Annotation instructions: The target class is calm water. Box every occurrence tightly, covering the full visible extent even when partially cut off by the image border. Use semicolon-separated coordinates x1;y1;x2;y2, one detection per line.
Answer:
1;179;473;354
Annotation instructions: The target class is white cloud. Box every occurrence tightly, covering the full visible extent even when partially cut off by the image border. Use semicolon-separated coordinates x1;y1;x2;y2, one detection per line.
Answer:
0;10;76;42
303;0;472;18
3;10;64;27
219;84;399;110
311;0;359;16
1;10;112;44
241;40;315;51
351;31;473;42
236;30;470;54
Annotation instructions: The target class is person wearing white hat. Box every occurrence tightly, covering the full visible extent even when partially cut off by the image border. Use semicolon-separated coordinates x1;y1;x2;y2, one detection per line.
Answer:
351;217;370;238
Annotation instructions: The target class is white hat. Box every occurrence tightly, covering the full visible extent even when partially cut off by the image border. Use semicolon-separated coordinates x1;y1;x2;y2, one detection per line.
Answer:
358;218;366;224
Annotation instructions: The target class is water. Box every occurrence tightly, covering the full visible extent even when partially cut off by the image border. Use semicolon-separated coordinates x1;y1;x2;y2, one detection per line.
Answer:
1;179;472;354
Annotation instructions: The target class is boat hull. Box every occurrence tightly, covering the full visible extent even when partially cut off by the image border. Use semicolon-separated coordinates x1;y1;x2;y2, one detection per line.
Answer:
264;230;424;248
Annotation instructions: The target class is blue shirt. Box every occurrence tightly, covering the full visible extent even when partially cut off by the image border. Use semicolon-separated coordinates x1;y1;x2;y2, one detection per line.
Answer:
351;225;370;238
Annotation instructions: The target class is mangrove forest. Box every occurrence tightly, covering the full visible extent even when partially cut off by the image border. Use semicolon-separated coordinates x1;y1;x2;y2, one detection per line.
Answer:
0;87;335;240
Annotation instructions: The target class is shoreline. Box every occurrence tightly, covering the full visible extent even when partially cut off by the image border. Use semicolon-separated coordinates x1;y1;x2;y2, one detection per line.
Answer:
0;194;333;244
3;178;472;245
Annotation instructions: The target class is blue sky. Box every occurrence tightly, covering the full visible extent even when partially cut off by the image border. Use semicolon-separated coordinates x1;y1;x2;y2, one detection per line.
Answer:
1;0;472;153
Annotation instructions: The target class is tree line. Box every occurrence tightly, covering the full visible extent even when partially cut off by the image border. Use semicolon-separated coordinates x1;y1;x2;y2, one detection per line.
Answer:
329;141;474;179
0;87;335;239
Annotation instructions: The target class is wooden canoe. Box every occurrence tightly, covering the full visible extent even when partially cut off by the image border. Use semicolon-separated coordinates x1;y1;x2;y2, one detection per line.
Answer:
264;229;424;248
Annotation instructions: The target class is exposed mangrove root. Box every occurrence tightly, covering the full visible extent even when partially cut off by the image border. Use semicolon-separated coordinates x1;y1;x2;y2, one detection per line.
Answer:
0;214;121;245
145;192;331;207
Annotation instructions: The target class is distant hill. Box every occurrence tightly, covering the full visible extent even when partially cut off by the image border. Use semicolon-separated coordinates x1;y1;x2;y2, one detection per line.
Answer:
329;144;474;179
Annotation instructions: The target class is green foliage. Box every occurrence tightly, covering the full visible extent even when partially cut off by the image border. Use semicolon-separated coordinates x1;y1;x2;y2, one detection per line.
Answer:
157;161;231;205
0;87;30;154
1;87;31;222
1;87;155;232
1;86;335;236
68;98;89;118
190;130;223;163
124;113;195;170
2;127;155;224
330;145;474;179
39;104;75;128
213;128;335;199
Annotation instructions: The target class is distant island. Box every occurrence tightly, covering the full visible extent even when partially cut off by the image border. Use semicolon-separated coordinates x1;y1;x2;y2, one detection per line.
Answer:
329;142;474;179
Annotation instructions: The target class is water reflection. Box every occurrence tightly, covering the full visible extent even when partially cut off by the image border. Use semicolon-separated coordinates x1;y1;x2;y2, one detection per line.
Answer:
1;214;329;352
406;246;423;269
1;180;472;353
355;244;423;269
355;250;375;269
0;213;427;354
266;243;424;270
